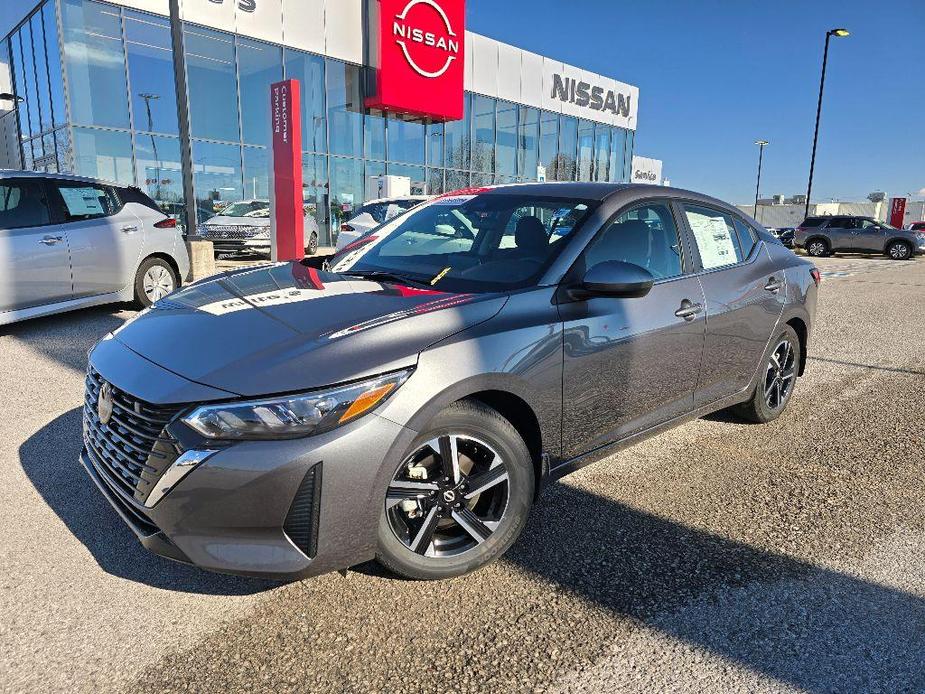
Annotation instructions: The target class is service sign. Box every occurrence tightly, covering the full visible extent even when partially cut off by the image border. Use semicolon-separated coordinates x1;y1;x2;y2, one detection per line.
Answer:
366;0;466;121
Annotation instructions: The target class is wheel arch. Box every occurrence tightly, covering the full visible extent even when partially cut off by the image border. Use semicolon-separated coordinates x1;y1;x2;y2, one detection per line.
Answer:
140;252;181;283
805;234;830;250
885;237;913;253
786;316;808;376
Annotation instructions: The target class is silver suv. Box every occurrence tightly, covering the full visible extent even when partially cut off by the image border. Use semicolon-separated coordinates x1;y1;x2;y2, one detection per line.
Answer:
794;215;925;259
0;171;190;326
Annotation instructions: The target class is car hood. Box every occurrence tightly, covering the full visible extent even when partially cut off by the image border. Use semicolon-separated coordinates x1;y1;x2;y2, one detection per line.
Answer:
111;262;507;397
204;215;271;227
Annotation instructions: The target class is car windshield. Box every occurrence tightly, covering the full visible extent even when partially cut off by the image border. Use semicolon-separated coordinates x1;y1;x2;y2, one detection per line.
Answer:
220;201;270;218
328;192;598;293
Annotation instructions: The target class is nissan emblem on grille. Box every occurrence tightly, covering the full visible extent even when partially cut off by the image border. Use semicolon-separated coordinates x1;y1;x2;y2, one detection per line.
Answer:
97;382;113;426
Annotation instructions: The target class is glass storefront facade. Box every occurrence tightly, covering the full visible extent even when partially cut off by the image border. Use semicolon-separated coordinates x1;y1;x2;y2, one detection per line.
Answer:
5;0;636;246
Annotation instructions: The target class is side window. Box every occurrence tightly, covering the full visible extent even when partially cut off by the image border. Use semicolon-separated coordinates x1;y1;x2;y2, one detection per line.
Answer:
733;218;758;257
0;180;52;230
53;182;121;221
859;219;880;231
583;203;683;280
500;204;589;249
683;204;745;270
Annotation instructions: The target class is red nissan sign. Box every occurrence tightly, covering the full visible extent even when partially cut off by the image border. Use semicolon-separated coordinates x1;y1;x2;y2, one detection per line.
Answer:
270;79;304;261
889;197;907;229
366;0;465;121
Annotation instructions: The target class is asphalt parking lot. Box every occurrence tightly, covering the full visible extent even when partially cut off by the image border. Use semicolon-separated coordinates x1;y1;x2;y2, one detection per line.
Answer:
2;254;924;693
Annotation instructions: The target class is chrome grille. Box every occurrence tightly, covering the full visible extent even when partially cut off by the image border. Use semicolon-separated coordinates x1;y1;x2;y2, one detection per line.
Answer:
83;366;184;505
200;224;266;240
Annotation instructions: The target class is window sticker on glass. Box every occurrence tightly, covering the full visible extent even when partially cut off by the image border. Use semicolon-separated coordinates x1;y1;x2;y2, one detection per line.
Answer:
686;210;738;269
60;187;106;217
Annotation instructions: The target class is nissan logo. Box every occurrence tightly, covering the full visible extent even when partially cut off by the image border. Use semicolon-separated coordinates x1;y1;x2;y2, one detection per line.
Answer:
98;382;114;426
392;0;461;79
442;490;457;503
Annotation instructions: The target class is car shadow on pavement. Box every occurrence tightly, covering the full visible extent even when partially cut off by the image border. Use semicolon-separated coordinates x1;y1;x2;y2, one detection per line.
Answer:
19;408;278;595
506;483;925;692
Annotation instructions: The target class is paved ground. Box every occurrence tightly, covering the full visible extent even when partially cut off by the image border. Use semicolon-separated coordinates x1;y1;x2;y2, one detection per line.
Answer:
2;253;924;693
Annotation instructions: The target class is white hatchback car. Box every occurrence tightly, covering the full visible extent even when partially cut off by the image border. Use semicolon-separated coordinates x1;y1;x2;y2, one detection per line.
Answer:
335;195;430;251
0;171;190;326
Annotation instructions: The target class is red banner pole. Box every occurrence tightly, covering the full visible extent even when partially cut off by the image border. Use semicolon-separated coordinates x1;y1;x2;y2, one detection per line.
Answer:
270;79;304;261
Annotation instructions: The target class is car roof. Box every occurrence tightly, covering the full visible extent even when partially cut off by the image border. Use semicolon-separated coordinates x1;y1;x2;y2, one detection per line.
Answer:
363;195;431;205
466;182;743;209
0;169;126;187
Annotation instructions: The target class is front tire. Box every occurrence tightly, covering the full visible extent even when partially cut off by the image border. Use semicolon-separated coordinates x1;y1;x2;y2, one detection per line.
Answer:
376;401;535;580
134;257;178;308
733;325;801;424
887;240;912;260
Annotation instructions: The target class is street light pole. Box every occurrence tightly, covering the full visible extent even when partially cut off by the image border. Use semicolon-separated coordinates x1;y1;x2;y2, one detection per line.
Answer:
168;0;197;237
754;139;769;221
805;28;849;219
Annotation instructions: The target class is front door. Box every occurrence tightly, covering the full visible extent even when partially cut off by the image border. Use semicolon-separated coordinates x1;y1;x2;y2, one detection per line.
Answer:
853;219;888;253
0;178;72;313
48;180;144;297
560;201;705;459
824;218;853;251
679;204;785;405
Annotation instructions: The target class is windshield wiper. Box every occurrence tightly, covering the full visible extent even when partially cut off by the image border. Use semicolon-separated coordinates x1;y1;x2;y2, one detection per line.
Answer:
340;270;433;288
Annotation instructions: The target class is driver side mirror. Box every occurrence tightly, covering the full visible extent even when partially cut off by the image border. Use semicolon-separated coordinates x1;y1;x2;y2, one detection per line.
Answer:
567;260;655;300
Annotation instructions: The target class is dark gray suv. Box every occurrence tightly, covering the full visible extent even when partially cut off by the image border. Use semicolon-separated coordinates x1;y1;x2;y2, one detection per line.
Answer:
795;215;925;259
81;184;818;581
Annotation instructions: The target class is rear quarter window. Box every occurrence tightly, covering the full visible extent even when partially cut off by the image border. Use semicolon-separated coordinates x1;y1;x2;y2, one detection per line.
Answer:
119;186;163;214
800;218;826;227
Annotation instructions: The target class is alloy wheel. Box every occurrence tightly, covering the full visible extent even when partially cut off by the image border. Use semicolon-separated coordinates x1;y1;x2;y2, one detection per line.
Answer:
764;339;796;410
143;265;175;303
808;241;827;257
386;434;510;558
889;243;910;260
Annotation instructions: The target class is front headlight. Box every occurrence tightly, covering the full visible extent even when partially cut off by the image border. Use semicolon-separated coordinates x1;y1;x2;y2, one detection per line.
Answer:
182;369;411;440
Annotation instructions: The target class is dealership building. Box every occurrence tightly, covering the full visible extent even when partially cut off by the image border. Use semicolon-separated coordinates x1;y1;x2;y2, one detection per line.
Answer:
0;0;639;246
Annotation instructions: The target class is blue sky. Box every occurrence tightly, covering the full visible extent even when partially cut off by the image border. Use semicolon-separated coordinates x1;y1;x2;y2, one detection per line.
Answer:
469;0;925;204
2;0;921;203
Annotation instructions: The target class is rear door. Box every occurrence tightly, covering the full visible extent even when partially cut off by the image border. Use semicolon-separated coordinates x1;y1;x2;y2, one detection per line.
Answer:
559;200;706;458
0;177;73;312
824;217;854;250
47;180;145;297
679;203;785;406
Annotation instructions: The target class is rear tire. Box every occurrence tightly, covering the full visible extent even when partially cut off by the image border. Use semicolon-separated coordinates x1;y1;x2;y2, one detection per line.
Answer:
806;238;829;257
376;400;535;580
732;324;801;424
886;240;912;260
134;257;178;308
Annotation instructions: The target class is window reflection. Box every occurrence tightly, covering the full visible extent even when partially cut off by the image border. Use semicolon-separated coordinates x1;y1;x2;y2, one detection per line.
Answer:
427;122;444;168
329;156;363;236
444;93;470;170
31;13;53;135
327;59;364;157
556;116;577;182
135;134;183;214
593;124;611;182
471;95;495;173
238;38;282;145
71;127;134;183
43;2;66;128
610;128;626;183
192;140;243;223
387;115;425;165
185;26;239;142
577;119;594;182
284;50;326;153
496;100;517;178
517;107;539;180
388;163;426;195
302;152;330;244
125;11;178;135
61;0;130;129
538;110;558;180
364;111;386;160
242;147;270;199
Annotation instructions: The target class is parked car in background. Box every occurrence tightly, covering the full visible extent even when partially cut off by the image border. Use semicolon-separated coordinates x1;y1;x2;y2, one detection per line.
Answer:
907;221;925;232
770;227;795;248
335;195;430;251
0;171;189;326
199;199;321;258
794;216;925;259
81;183;817;582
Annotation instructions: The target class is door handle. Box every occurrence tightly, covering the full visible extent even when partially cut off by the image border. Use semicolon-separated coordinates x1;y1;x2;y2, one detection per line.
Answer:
675;299;704;321
39;235;63;246
764;277;784;293
121;225;139;234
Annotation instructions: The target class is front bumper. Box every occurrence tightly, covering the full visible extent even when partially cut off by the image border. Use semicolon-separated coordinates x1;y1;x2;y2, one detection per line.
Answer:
207;238;271;257
80;412;416;581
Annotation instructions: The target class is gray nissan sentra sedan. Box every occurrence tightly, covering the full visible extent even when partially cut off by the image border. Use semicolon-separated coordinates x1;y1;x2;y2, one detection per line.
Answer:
81;183;819;581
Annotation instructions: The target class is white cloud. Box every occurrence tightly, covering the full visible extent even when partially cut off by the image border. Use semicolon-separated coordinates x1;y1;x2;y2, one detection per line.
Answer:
918;188;925;196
